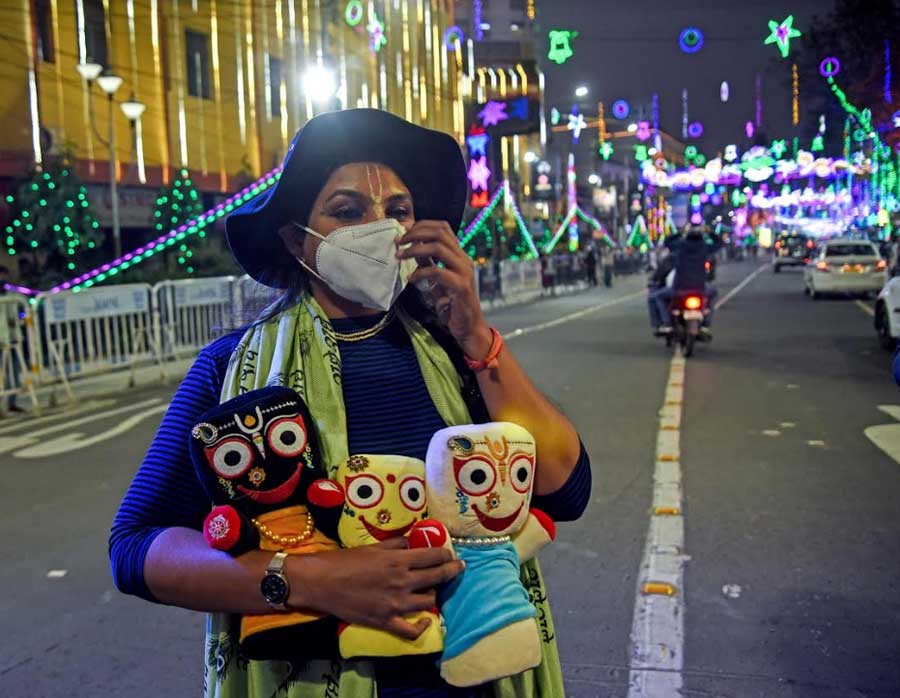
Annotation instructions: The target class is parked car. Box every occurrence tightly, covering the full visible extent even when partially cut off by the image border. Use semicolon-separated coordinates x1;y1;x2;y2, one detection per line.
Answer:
875;276;900;350
804;238;887;299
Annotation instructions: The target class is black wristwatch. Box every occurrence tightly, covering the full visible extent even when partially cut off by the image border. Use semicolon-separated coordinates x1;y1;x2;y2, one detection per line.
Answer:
260;551;290;610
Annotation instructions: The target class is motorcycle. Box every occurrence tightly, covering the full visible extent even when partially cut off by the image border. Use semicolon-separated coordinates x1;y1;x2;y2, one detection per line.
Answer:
667;291;710;358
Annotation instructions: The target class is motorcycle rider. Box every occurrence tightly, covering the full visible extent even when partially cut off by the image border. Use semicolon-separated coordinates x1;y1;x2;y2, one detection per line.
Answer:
672;225;719;338
647;245;675;335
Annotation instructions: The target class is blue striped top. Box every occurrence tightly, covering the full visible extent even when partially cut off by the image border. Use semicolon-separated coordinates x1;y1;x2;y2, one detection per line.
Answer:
109;312;591;697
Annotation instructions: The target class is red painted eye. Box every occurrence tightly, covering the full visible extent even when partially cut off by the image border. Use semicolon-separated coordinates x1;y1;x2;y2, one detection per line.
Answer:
399;476;426;511
207;438;253;479
454;456;496;496
266;416;308;457
509;455;534;494
346;474;384;509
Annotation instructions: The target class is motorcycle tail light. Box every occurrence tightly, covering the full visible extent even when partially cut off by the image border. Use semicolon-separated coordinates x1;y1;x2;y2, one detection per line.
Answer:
685;296;702;310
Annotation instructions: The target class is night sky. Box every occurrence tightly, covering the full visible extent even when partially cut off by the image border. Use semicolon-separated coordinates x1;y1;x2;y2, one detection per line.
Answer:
536;0;834;166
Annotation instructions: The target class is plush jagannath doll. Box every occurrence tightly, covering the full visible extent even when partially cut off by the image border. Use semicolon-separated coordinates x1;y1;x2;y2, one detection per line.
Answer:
306;454;445;659
422;422;556;687
189;386;340;660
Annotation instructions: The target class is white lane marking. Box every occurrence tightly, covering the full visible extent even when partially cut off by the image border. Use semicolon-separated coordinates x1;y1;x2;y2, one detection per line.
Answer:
0;397;163;455
502;290;646;341
46;570;68;579
628;353;688;698
854;300;875;317
864;405;900;465
715;263;770;310
13;403;169;459
0;399;117;436
722;584;742;599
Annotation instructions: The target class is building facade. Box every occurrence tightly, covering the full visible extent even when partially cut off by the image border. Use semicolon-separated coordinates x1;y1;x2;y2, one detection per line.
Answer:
1;0;465;199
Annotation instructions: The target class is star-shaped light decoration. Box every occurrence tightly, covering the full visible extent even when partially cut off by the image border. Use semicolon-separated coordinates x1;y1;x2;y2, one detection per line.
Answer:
599;142;614;161
367;13;387;53
467;156;492;191
770;139;787;158
567;112;587;142
466;133;489;157
479;100;509;127
764;15;801;59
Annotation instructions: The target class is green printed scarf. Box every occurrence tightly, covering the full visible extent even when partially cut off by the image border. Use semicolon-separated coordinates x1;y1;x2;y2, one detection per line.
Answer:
203;295;565;698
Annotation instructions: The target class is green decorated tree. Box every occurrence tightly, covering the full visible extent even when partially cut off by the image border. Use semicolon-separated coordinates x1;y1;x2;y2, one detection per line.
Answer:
3;156;105;287
153;168;204;276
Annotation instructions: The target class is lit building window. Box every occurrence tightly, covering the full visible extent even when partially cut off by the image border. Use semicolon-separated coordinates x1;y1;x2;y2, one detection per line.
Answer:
185;30;212;99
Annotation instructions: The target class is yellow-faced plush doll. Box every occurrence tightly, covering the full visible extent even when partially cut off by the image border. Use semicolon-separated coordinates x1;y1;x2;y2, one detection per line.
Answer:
422;422;556;687
188;386;340;661
307;454;445;659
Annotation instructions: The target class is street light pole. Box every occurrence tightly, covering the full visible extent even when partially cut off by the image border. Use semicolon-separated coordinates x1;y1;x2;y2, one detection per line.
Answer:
107;93;121;259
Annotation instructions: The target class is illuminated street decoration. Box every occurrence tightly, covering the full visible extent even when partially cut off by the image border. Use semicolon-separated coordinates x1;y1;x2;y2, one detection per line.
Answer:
679;27;703;54
682;89;689;138
886;40;893;104
612;99;630;119
367;10;386;53
345;1;364;26
598;101;607;145
688;121;704;138
764;15;801;58
468;158;491;196
478;100;509;126
892;110;900;129
756;74;763;127
509;96;529;120
548;30;577;65
599;141;614;160
634;145;649;162
466;132;489;157
819;114;826;134
745;121;754;139
819;57;840;78
443;25;464;50
636;121;651;142
684;145;698;160
568;110;587;142
771;139;787;158
811;135;824;152
724;144;738;162
550;107;561;125
792;63;800;126
720;81;729;103
473;0;484;40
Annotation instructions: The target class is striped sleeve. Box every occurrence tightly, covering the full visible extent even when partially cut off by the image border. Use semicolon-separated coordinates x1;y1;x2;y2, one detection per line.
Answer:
108;332;242;602
531;441;591;522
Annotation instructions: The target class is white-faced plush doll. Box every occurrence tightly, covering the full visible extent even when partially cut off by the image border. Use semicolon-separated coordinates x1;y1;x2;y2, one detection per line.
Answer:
423;422;556;687
307;454;445;659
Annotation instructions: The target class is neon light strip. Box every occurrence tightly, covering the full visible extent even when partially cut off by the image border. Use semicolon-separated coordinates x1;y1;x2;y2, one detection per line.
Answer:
46;169;282;295
574;207;617;247
505;181;539;259
458;186;505;249
544;208;577;254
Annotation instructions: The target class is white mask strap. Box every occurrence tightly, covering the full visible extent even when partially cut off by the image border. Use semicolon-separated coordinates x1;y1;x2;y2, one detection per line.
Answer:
289;221;329;283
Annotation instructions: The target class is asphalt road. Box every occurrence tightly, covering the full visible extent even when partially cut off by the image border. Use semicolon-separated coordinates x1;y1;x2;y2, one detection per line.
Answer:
2;260;899;698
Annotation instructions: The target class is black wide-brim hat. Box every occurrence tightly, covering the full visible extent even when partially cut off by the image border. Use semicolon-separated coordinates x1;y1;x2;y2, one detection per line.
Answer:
225;108;468;288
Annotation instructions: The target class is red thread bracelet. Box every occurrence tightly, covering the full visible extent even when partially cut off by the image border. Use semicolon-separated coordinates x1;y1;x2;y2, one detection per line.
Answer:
464;327;503;372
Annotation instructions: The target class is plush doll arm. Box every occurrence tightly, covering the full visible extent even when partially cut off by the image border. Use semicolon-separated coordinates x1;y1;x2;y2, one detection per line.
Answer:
203;505;259;555
306;479;346;542
409;519;456;560
511;508;556;563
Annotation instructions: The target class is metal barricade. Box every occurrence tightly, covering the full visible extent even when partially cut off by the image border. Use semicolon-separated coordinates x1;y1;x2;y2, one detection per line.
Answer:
234;274;279;325
36;284;155;393
153;277;235;360
0;293;39;412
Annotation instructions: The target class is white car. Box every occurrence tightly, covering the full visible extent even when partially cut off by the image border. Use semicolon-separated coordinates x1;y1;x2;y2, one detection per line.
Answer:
875;276;900;350
804;238;887;299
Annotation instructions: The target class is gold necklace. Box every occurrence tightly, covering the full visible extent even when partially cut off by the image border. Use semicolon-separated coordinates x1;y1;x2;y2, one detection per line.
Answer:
332;310;395;343
251;511;315;547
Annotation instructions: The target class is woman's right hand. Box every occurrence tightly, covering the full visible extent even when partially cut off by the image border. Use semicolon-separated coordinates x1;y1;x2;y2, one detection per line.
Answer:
285;538;464;640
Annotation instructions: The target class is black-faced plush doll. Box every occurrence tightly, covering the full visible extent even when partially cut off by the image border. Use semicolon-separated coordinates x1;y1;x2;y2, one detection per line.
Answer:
189;386;341;660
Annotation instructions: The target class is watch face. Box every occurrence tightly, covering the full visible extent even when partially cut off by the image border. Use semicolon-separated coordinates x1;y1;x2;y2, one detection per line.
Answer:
261;573;289;604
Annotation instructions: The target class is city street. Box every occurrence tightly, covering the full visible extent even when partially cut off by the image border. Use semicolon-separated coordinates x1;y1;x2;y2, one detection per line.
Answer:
3;258;899;698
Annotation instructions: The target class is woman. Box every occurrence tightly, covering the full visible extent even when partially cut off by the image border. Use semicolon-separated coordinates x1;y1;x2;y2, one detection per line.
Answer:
110;109;591;697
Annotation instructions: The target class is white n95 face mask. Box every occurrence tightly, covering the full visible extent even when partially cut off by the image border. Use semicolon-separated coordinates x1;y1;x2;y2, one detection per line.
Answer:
292;217;419;311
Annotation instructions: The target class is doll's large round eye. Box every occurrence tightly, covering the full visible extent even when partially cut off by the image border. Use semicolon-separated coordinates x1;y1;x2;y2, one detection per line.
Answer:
267;417;308;457
210;439;253;479
456;458;496;496
399;476;426;511
510;456;534;493
347;475;384;509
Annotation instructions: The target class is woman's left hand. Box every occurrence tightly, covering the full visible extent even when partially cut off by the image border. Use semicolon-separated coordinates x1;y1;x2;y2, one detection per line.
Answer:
398;220;493;360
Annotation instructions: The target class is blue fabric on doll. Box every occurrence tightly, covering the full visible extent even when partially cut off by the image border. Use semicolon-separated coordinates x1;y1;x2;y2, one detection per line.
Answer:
437;542;536;661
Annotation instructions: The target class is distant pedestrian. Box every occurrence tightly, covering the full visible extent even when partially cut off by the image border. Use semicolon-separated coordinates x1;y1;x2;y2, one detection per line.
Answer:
584;246;598;286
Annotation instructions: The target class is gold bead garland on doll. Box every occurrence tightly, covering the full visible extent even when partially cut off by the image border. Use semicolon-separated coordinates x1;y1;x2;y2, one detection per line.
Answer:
251;510;316;546
450;534;512;547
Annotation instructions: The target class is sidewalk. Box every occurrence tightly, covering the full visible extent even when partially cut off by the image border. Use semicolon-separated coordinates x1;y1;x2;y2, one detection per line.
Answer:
11;278;606;413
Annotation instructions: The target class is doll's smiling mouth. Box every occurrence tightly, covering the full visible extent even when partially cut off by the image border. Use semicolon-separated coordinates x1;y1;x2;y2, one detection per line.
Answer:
360;517;415;541
237;464;301;505
472;502;523;532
